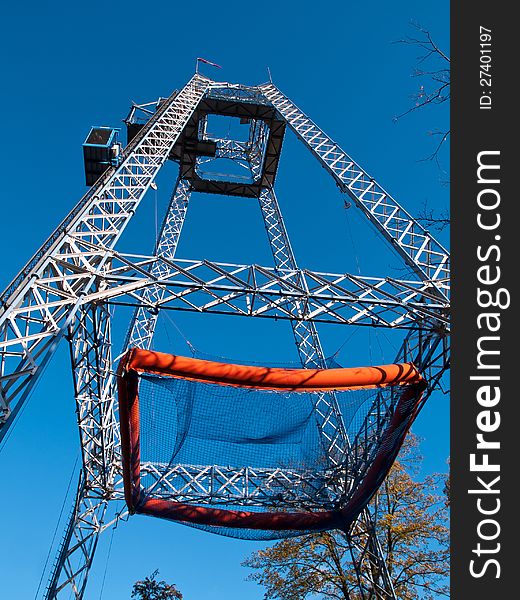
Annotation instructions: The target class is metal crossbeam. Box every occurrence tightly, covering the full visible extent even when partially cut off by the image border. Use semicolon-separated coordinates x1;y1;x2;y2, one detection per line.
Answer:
136;463;341;510
97;255;449;330
0;256;447;402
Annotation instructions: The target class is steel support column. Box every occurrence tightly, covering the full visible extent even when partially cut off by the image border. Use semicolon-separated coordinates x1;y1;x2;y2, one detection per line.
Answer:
0;74;210;437
125;178;192;350
258;186;349;466
46;300;118;599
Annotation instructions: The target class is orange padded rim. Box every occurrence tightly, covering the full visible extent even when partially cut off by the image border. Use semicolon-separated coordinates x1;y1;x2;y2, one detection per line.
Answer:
117;348;427;531
120;348;423;392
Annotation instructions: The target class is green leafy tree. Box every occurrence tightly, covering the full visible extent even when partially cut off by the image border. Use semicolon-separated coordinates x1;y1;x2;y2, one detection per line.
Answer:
244;434;449;599
131;570;183;600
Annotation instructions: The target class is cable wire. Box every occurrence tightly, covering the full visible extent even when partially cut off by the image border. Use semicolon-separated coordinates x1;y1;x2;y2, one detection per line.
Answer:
34;452;80;599
163;311;197;356
98;506;121;599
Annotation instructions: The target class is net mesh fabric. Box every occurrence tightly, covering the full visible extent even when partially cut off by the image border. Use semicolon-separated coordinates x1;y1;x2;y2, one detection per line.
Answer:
140;375;323;475
118;350;424;539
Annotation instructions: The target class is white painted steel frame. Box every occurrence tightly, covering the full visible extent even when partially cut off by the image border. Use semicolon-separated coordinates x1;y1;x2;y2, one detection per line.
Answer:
259;83;450;300
90;255;449;329
125;178;192;350
0;73;210;432
0;76;450;599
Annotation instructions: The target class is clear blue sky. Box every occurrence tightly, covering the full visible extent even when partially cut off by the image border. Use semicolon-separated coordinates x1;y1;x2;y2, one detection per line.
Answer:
0;1;449;598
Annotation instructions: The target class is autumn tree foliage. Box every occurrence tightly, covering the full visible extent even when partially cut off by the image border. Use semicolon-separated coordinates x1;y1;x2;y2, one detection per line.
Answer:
243;434;449;599
131;570;183;600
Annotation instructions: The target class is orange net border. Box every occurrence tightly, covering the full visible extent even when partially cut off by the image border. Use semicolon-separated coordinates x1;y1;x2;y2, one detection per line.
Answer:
118;348;426;532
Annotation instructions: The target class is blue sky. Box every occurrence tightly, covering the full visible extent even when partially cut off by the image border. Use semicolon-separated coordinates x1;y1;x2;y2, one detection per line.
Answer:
0;1;449;598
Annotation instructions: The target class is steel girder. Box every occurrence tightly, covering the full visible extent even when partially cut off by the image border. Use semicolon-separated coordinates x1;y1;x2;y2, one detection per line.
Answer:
86;254;449;330
46;474;109;599
46;301;117;599
259;83;450;301
2;246;446;332
0;77;450;600
258;186;349;467
0;73;210;437
125;178;192;350
136;462;342;510
69;303;119;491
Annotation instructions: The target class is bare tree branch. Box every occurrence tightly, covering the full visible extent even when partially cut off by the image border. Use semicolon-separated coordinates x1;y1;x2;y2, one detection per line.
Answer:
393;22;450;171
416;200;450;232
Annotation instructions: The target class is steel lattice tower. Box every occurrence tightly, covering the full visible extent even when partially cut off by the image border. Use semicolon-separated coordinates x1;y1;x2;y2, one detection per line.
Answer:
0;72;450;599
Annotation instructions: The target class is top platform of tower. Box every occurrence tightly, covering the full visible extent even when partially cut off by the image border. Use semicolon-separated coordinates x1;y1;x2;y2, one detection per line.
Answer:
125;82;286;198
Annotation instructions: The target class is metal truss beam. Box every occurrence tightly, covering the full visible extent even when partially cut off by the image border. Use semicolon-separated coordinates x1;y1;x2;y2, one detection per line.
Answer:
46;475;109;599
45;302;119;599
135;462;342;510
0;254;448;375
69;303;119;490
0;74;210;436
259;83;450;300
27;75;210;600
96;255;449;330
258;186;348;467
125;178;192;350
